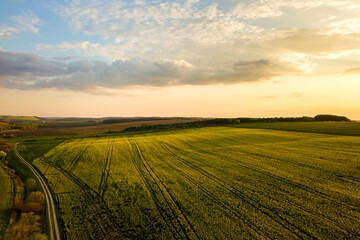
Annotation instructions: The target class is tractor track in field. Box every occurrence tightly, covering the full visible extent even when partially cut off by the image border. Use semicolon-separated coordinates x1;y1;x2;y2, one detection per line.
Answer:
213;144;360;214
126;140;180;240
127;139;199;240
175;140;360;237
98;140;115;199
235;148;360;236
42;156;123;240
157;142;268;239
242;144;360;185
14;144;61;240
160;141;318;240
66;146;88;172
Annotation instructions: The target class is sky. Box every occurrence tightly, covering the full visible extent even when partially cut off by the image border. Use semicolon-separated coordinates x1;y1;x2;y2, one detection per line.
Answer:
0;0;360;118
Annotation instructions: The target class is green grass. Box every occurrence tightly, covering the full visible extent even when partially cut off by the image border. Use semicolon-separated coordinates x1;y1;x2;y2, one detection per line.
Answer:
17;139;65;163
23;126;360;239
234;121;360;136
0;165;13;235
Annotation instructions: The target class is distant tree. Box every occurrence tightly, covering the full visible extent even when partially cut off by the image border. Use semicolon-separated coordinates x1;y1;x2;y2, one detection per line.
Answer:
0;140;11;152
23;202;43;213
0;150;6;160
12;197;24;213
26;178;37;192
28;233;48;240
314;114;351;122
27;191;44;204
3;133;16;138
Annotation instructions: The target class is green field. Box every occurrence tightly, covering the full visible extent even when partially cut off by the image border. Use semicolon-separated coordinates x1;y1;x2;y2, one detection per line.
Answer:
0;165;13;235
20;126;360;239
235;121;360;136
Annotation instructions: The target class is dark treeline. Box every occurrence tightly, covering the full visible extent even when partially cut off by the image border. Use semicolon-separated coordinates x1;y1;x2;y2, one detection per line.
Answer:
313;114;350;122
123;115;351;133
103;117;189;124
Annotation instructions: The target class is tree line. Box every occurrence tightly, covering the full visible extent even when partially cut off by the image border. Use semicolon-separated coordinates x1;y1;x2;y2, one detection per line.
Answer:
123;114;351;133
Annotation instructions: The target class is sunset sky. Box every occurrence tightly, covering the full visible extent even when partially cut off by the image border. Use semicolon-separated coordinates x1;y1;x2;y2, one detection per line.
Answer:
1;0;360;119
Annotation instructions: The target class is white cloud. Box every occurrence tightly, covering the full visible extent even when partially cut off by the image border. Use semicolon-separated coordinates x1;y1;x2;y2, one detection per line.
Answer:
230;1;283;20
38;41;100;51
327;18;360;34
55;0;262;49
261;0;360;10
0;12;40;38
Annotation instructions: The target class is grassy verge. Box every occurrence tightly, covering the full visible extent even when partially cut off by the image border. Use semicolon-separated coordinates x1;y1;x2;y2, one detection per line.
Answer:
16;139;65;163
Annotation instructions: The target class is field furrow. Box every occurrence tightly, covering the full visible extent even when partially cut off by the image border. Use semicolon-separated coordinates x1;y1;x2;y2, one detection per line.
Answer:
129;138;200;240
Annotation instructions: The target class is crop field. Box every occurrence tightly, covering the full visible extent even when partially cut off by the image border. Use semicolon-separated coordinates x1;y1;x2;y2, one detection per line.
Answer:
26;126;360;239
235;121;360;136
0;165;13;234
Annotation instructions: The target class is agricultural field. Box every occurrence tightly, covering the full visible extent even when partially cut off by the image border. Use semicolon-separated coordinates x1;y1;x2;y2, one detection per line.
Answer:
4;118;199;137
20;126;360;239
0;115;41;122
235;121;360;136
0;165;13;234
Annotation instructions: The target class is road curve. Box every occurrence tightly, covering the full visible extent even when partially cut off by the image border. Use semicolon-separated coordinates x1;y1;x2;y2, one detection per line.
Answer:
14;143;61;240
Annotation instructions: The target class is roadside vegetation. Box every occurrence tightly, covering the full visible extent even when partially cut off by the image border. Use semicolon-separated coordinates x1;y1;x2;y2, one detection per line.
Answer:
0;140;48;239
0;162;13;235
0;141;13;235
20;124;360;239
0;121;46;134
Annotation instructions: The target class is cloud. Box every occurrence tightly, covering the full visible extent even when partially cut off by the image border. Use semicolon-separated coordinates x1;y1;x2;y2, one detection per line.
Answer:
258;29;360;55
0;50;66;77
0;50;296;92
326;18;360;34
37;41;135;60
294;93;303;98
243;28;360;73
53;56;76;61
0;12;40;38
4;1;360;93
234;59;270;68
344;68;360;74
261;95;277;99
48;1;360;76
39;41;100;51
54;0;262;51
261;0;360;11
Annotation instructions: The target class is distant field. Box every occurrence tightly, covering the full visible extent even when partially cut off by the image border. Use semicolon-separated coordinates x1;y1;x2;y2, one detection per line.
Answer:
21;126;360;239
0;115;40;122
234;121;360;136
0;165;13;234
4;118;199;137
